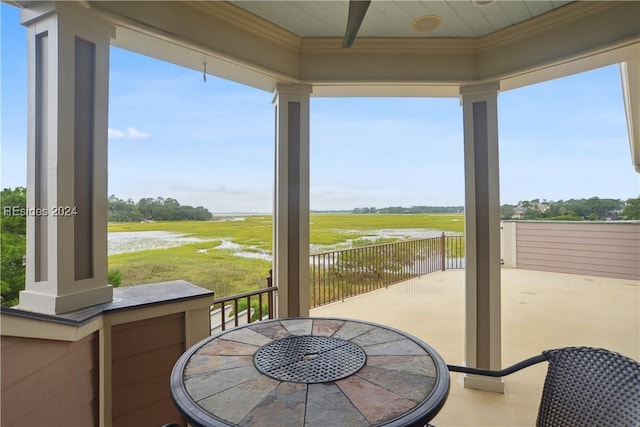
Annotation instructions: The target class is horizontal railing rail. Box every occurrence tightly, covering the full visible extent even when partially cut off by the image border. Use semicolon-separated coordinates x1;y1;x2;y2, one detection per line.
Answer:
310;234;465;308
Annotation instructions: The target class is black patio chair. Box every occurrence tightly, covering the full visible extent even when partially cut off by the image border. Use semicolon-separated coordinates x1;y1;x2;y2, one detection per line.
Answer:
447;346;640;427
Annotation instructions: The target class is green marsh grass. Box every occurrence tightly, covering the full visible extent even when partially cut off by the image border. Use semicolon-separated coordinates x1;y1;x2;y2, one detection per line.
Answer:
108;213;464;298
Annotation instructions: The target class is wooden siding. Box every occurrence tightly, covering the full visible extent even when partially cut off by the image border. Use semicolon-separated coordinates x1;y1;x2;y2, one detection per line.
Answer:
515;222;640;280
0;333;98;427
111;312;186;427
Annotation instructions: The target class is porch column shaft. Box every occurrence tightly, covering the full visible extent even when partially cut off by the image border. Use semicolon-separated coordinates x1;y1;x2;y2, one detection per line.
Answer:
273;84;312;318
461;83;504;393
19;3;114;315
620;59;640;173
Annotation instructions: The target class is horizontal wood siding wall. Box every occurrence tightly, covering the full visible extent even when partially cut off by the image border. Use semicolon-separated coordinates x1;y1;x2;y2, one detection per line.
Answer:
0;333;98;427
515;222;640;280
111;312;186;427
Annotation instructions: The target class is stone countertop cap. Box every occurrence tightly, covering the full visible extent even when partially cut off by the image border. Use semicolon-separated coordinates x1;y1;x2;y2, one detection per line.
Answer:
1;280;214;326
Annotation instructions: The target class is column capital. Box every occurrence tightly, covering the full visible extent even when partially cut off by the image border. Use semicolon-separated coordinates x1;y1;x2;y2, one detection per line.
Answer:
21;2;115;38
275;83;313;96
460;82;500;97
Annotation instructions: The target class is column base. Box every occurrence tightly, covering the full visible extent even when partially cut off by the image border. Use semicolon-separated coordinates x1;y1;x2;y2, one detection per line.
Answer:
463;374;505;393
18;285;113;315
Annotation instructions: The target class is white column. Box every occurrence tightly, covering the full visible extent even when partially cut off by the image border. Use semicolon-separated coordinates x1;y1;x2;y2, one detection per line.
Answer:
620;59;640;173
461;83;504;393
273;84;312;318
19;3;114;315
501;221;518;269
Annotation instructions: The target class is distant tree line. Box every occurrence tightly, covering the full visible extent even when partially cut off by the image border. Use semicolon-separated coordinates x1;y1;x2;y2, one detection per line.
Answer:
108;195;212;222
500;196;640;221
350;196;640;221
352;206;464;214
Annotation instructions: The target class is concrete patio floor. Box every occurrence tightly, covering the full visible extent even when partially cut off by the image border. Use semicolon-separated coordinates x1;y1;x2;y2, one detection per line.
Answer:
310;268;640;427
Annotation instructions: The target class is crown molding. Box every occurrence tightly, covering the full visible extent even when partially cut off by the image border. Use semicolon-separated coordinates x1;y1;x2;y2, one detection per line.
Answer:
479;1;627;52
187;1;620;58
310;83;461;98
90;5;297;87
187;1;302;51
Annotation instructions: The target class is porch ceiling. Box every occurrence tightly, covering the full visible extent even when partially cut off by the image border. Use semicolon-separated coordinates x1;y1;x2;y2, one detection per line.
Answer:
231;1;573;39
85;1;640;96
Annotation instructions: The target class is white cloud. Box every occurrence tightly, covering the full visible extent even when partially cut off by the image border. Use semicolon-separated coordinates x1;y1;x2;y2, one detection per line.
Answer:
108;127;151;140
127;127;151;139
108;128;125;139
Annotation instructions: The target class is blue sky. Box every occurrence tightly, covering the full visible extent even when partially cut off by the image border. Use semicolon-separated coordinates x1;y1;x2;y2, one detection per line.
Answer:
2;4;638;213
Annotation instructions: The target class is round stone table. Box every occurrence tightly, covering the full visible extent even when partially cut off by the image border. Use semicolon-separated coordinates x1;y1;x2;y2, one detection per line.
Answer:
170;317;450;427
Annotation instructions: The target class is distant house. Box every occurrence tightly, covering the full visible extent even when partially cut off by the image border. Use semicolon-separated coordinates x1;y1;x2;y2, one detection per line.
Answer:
538;203;551;214
511;206;526;219
607;209;623;220
511;202;550;219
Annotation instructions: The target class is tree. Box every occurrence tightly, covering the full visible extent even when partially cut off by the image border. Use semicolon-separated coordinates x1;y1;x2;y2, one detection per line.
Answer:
126;196;211;221
525;208;542;219
622;196;640;220
583;197;622;220
500;204;515;220
108;195;142;222
108;269;122;287
137;197;155;219
1;187;27;306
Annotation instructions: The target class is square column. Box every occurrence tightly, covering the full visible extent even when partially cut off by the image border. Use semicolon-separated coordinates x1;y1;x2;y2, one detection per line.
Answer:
273;84;312;318
620;59;640;173
19;3;114;314
461;83;504;393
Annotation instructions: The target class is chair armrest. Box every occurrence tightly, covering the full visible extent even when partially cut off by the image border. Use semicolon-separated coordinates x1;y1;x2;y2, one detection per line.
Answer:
447;353;548;377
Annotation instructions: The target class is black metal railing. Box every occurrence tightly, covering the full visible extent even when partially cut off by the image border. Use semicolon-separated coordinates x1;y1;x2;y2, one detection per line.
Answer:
445;235;465;269
211;235;465;331
310;234;464;308
210;270;277;333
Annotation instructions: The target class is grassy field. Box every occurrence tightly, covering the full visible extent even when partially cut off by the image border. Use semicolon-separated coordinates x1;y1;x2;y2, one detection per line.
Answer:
108;213;464;297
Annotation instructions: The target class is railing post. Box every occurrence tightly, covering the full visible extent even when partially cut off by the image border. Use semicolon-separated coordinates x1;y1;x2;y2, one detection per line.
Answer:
267;269;274;319
220;304;226;331
441;233;446;271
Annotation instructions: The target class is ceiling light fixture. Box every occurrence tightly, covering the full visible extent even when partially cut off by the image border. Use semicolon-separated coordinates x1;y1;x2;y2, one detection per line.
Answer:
412;15;443;33
472;0;495;6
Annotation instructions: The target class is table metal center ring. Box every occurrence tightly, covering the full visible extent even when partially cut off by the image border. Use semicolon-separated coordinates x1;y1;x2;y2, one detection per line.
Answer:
254;335;366;383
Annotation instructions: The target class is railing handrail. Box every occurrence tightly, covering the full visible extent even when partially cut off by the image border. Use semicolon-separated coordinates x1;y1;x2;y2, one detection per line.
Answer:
212;286;278;305
311;235;455;257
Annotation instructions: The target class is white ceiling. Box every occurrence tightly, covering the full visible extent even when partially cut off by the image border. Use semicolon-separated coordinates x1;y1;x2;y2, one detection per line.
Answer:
231;1;573;39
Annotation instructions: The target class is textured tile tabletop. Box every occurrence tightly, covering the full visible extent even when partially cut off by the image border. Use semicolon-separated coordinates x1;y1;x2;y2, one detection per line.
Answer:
171;318;449;427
